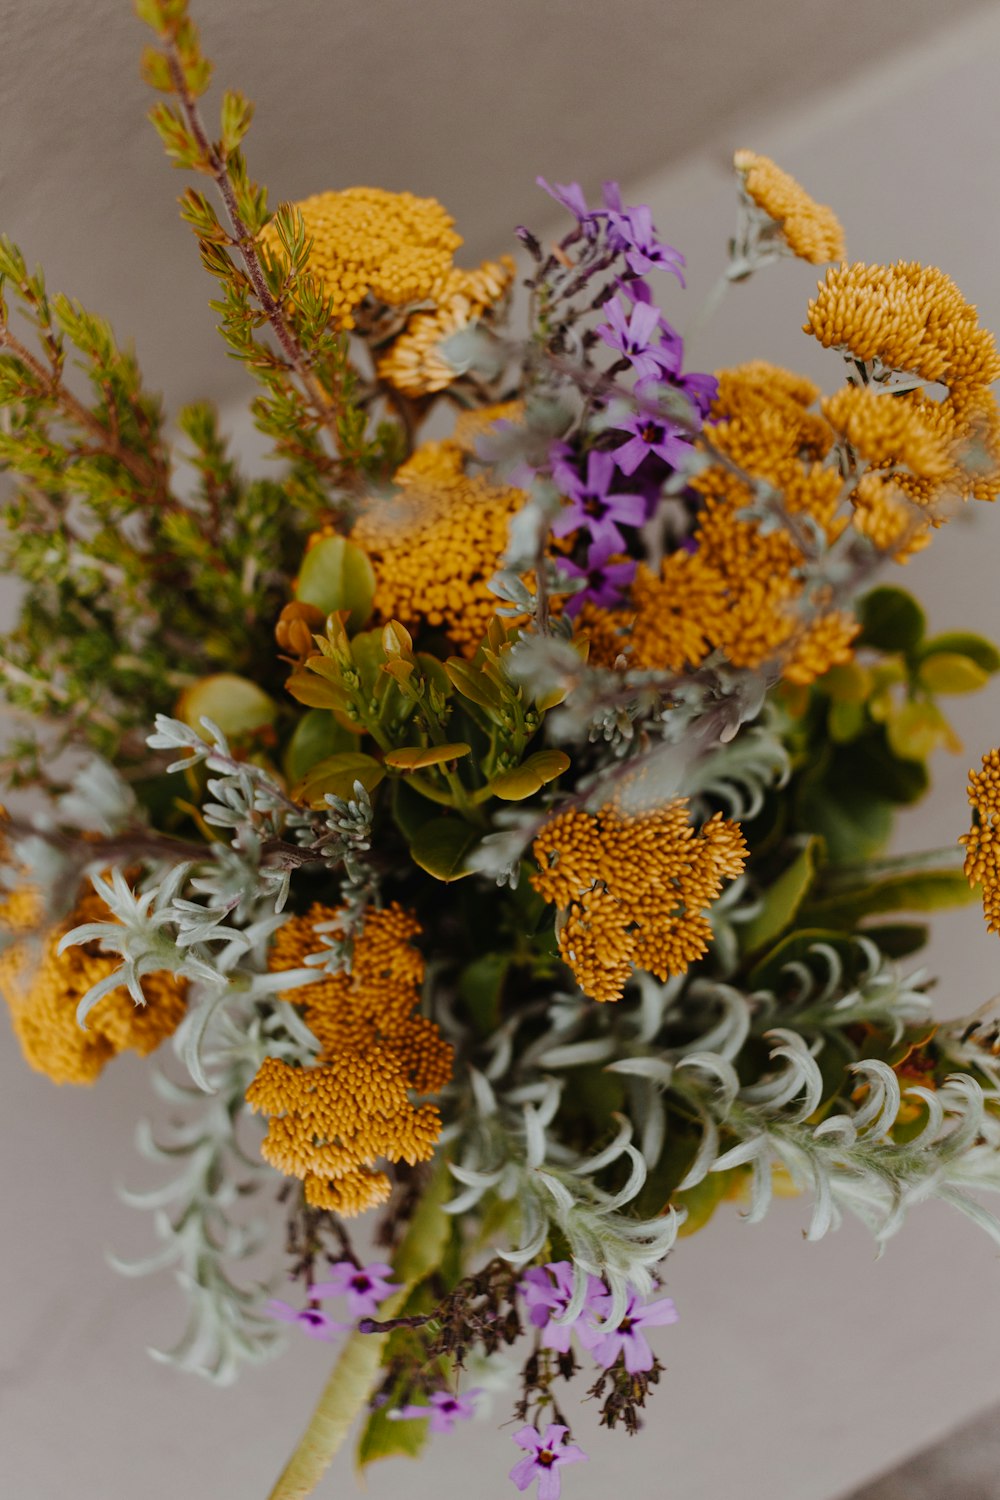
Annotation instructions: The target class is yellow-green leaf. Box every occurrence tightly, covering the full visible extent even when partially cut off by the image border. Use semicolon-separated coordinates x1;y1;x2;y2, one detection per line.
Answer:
284;672;347;711
283;709;357;784
886;701;953;761
917;652;990;695
742;836;821;954
445;657;505;711
294;752;386;807
384;743;471;770
490;749;570;801
177;673;277;737
295;536;375;632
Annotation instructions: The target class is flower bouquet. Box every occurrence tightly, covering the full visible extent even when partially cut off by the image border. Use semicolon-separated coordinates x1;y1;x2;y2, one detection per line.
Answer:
3;4;1000;1496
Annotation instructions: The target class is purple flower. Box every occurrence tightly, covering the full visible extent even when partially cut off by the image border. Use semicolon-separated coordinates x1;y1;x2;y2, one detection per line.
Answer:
596;296;673;380
551;450;646;549
265;1300;344;1341
536;177;595;225
586;1288;679;1373
520;1261;605;1354
560;541;636;617
395;1388;481;1434
510;1425;587;1499
607;203;686;283
311;1260;400;1321
612;407;693;478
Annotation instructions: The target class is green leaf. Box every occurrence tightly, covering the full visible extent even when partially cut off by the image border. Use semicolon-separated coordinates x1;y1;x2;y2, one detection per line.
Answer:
862;922;929;959
391;779;437;841
856;586;925;652
176;673;277;737
490;749;570;801
356;1389;427;1468
410;818;480;881
293;752;385;807
917;652;990;695
445;657;505;712
885;701;951;761
801;869;975;929
283;671;346;711
295;536;376;632
675;1168;736;1237
384;742;471;770
748;928;870;991
797;777;895;863
918;631;1000;674
458;952;511;1034
283;709;356;783
742;836;821;954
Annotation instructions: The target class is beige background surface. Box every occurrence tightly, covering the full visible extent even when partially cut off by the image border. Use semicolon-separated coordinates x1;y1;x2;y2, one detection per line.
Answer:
4;3;1000;1497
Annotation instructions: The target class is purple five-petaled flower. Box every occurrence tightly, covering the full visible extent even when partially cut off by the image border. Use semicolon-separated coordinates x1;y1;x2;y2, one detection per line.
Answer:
510;1424;587;1499
311;1260;400;1321
606;202;686;283
551;450;646;550
395;1388;481;1434
596;296;675;381
560;541;636;617
264;1300;344;1341
520;1261;605;1354
586;1287;679;1373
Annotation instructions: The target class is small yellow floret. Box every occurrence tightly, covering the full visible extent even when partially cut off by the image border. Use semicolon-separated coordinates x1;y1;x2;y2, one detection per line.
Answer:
351;439;527;654
531;797;746;1003
261;187;462;330
247;904;452;1216
0;884;187;1085
734;150;846;264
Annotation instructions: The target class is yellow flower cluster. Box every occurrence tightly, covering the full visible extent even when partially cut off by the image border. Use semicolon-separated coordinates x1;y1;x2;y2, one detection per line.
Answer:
0;884;186;1085
377;257;516;396
583;363;858;684
531;797;747;1003
961;748;1000;935
246;903;452;1216
261;187;461;329
804;262;1000;394
733;150;846;264
351;438;526;654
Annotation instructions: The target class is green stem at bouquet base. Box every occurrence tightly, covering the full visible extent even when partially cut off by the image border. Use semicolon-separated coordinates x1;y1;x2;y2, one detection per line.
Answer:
267;1162;453;1500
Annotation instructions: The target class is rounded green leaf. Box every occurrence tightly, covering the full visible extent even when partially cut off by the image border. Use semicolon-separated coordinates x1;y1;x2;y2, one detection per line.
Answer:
885;701;950;761
490;749;570;801
177;673;277;737
283;709;357;783
918;631;1000;674
293;752;385;807
384;743;471;770
410;818;480;881
295;536;376;631
856;586;925;653
917;652;990;695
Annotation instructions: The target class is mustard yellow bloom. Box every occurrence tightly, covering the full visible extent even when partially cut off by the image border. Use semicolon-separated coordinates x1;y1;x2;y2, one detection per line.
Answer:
0;884;187;1086
531;798;746;1003
247;904;452;1216
377;258;516;396
261;187;462;330
351;439;526;654
734;150;846;264
805;262;1000;393
962;748;1000;935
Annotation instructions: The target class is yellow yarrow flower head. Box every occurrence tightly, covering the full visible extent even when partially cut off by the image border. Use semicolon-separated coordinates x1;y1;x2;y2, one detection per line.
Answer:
531;796;747;1004
247;903;452;1216
351;438;527;655
377;257;516;397
733;150;846;264
804;261;1000;393
0;882;187;1085
961;748;1000;936
260;187;462;330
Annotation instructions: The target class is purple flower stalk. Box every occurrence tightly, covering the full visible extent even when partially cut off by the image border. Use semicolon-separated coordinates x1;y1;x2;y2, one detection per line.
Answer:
264;1300;344;1341
395;1388;481;1434
551;450;646;550
311;1260;400;1321
510;1425;587;1499
520;1261;605;1354
586;1287;679;1373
